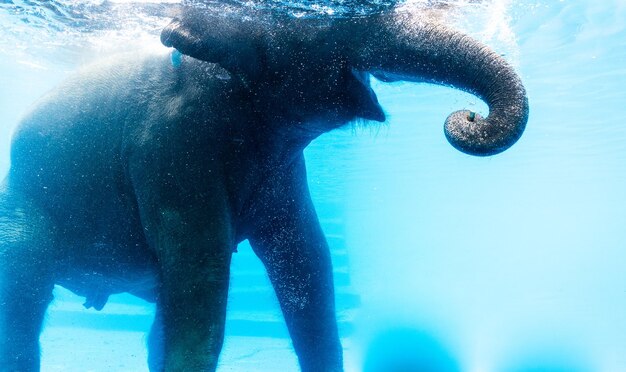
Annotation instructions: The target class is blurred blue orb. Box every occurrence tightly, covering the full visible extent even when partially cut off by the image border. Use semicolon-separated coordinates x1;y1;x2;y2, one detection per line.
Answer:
363;327;460;372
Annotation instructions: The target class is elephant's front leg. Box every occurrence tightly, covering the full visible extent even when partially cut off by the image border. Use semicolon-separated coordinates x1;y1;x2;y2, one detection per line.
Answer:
160;225;232;370
140;197;234;371
249;158;342;372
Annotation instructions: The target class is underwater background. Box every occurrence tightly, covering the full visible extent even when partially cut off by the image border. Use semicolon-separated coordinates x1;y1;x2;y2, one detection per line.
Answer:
1;0;626;371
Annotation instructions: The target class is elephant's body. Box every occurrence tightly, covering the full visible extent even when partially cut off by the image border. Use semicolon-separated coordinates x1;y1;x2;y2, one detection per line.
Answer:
0;8;528;372
7;54;240;302
1;51;347;370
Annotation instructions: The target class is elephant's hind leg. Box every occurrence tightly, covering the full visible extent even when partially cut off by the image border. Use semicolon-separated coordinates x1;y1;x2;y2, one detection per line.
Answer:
0;188;55;371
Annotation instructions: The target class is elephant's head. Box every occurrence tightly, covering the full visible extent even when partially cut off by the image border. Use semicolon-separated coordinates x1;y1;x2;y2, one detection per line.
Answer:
161;8;528;156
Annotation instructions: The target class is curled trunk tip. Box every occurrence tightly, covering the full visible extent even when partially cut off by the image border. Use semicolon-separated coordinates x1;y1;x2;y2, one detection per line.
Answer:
444;92;529;156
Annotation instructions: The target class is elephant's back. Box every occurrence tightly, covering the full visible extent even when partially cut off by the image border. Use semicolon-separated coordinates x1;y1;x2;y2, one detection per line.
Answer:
6;52;173;239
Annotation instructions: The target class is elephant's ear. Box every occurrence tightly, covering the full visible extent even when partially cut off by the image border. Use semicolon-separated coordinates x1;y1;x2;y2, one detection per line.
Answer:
161;10;263;79
347;70;386;122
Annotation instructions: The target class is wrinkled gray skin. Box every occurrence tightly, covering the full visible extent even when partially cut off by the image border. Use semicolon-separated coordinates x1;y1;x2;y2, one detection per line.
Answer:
0;7;528;372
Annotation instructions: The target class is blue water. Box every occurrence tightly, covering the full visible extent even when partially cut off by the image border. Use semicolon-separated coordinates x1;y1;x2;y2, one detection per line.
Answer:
2;1;626;371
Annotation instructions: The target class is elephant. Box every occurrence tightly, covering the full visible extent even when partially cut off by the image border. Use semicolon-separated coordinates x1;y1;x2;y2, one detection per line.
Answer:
0;6;528;372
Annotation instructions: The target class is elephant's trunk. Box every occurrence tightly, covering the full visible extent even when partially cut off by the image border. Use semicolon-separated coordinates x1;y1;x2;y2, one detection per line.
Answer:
350;13;529;156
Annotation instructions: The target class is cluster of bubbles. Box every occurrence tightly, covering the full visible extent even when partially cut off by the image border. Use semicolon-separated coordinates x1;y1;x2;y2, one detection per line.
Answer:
0;1;177;64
